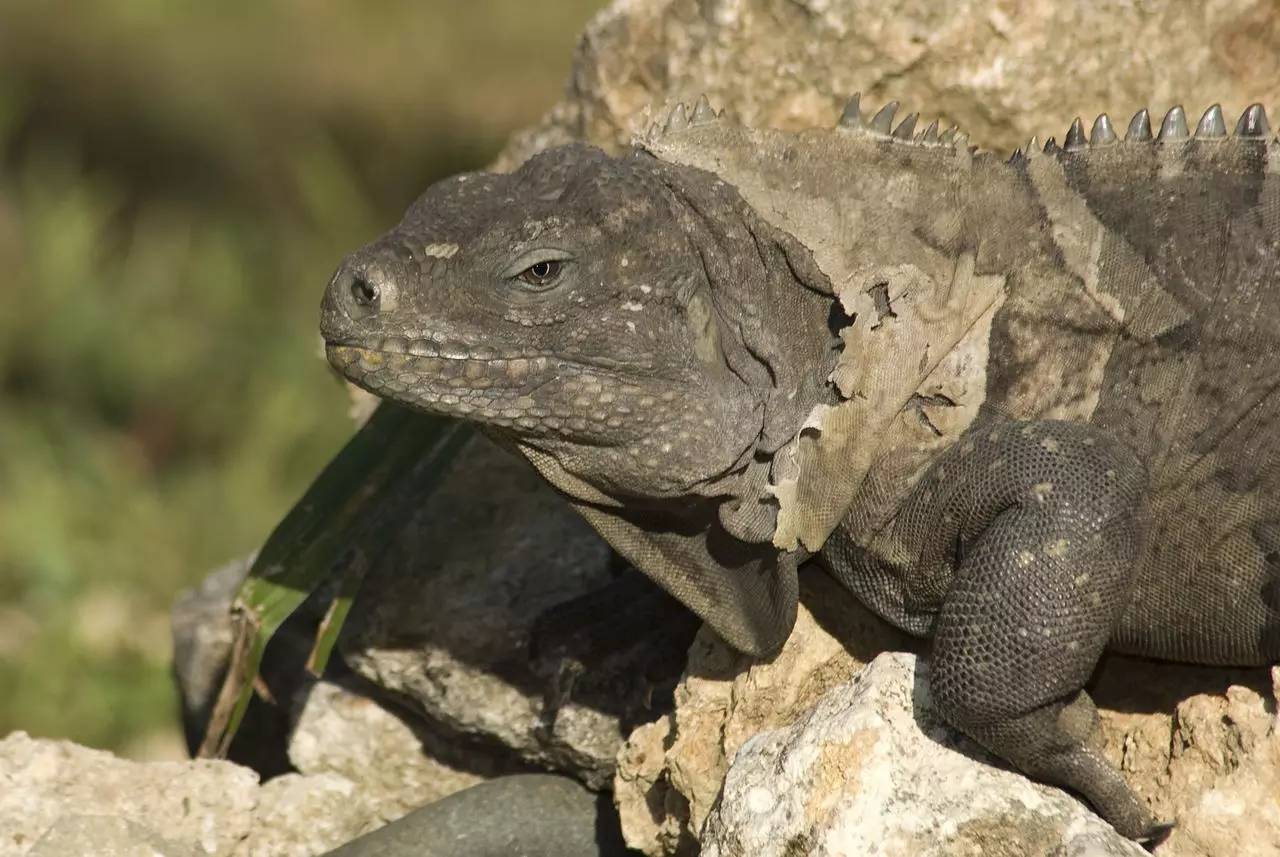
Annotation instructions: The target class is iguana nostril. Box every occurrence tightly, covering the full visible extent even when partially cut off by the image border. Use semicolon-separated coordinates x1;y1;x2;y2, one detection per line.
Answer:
350;275;379;308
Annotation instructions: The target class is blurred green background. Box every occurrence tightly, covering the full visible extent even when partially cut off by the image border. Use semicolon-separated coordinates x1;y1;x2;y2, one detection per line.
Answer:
0;0;605;759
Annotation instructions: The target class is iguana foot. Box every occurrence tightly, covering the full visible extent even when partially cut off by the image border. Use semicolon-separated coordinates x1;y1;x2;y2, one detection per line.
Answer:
933;682;1160;838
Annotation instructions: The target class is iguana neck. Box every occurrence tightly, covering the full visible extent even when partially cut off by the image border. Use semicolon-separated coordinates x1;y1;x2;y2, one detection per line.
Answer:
644;122;1045;551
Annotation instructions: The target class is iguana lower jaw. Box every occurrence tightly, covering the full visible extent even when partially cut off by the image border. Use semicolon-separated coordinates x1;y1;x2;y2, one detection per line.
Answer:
324;340;561;423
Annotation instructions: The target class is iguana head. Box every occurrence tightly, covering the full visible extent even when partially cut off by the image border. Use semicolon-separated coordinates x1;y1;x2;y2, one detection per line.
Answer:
322;143;835;505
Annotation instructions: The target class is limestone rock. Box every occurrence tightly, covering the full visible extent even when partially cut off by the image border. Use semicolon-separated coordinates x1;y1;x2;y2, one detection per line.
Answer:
0;731;378;856
1158;732;1280;857
174;429;696;793
1087;660;1278;857
615;716;693;857
614;571;915;854
701;652;1146;857
29;816;197;857
500;0;1280;169
241;772;379;857
615;574;1276;856
1148;680;1280;857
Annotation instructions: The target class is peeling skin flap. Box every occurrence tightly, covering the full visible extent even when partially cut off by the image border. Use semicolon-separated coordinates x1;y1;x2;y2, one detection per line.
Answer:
772;253;1007;552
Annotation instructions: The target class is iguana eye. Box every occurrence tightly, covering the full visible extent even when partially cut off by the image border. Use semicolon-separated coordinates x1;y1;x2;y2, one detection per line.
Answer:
517;259;564;288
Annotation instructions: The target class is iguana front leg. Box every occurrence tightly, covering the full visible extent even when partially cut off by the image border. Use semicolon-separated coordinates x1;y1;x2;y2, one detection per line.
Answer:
837;420;1166;839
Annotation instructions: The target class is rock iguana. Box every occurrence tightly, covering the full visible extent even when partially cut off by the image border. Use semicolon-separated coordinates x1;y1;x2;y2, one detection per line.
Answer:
319;96;1280;842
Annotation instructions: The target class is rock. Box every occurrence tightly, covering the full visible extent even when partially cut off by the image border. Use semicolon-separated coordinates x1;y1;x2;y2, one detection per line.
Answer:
174;429;696;793
1086;659;1278;857
614;570;915;855
321;775;629;857
338;431;697;789
29;816;197;857
700;652;1146;857
1149;684;1280;857
0;732;378;856
614;577;1276;856
615;716;692;857
1158;733;1280;857
287;679;493;822
615;609;1276;857
241;772;380;857
499;0;1280;170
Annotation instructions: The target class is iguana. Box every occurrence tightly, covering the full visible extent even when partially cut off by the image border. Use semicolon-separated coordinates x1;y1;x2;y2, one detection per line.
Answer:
319;95;1280;843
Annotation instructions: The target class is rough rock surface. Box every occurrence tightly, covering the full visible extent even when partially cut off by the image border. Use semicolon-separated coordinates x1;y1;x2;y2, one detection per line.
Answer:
29;816;198;857
337;431;697;788
286;679;491;822
615;571;915;854
499;0;1280;168
170;429;696;792
615;581;1278;856
701;652;1147;857
0;731;378;856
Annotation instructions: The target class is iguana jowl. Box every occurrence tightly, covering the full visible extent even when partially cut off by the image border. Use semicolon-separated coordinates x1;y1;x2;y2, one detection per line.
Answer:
319;96;1280;840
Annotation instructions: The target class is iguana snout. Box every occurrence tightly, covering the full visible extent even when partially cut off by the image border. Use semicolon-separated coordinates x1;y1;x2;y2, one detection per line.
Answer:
320;143;769;499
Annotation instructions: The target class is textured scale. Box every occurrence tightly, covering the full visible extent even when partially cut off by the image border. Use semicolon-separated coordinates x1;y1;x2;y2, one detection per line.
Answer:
320;97;1280;841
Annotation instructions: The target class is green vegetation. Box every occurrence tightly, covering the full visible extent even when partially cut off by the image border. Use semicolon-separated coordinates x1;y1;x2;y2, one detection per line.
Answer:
0;0;604;756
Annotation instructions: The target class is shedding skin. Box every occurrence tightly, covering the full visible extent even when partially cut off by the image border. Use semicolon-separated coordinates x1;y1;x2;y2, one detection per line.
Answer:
321;100;1280;844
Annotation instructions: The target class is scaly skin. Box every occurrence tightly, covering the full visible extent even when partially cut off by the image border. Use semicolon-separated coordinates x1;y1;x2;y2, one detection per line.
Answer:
321;98;1280;841
323;144;835;504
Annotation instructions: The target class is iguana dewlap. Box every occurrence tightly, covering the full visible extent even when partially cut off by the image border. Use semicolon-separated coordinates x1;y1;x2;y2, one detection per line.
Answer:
320;96;1280;841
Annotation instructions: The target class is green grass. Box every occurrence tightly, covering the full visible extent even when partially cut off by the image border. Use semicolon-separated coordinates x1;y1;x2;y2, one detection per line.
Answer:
0;0;605;755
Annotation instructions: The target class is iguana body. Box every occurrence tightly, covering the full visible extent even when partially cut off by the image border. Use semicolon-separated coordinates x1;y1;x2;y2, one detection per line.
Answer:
320;97;1280;840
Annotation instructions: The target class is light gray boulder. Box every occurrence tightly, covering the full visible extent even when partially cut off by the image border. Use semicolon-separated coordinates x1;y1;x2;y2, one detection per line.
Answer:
28;816;198;857
700;652;1146;857
0;731;377;856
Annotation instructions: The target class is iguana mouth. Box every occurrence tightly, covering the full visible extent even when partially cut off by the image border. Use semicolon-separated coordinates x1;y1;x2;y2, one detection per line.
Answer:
326;339;675;442
326;340;555;398
326;335;552;364
328;335;652;387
